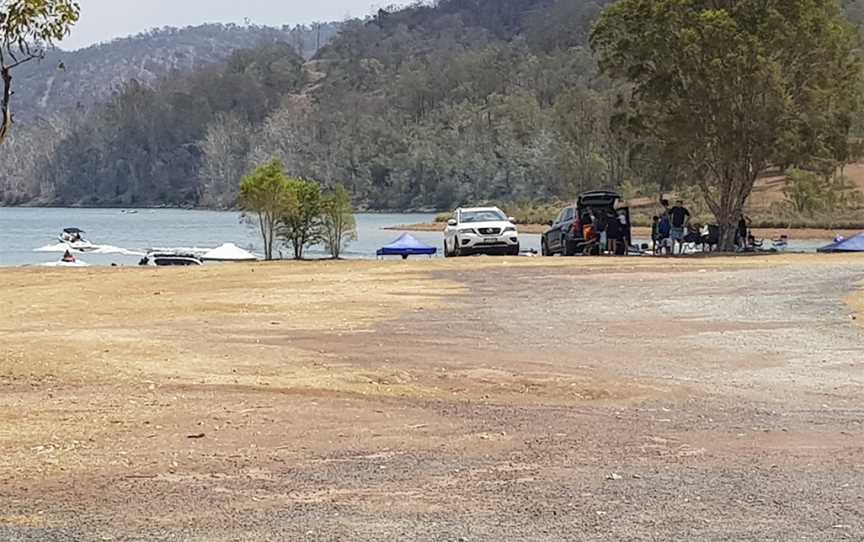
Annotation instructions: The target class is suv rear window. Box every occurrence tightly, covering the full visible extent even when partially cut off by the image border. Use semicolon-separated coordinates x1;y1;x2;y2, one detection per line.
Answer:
579;193;620;208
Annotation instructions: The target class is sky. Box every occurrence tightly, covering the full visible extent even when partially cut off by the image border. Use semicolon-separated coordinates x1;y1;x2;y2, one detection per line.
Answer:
60;0;412;50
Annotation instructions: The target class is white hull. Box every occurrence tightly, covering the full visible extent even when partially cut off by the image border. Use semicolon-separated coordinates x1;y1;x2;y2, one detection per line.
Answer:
41;260;90;268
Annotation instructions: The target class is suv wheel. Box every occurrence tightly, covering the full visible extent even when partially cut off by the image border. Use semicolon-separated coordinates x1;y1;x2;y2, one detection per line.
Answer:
541;238;549;257
508;244;520;256
453;237;462;257
562;237;575;257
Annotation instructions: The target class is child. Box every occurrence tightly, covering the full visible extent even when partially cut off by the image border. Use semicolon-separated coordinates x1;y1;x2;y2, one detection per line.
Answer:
657;214;672;255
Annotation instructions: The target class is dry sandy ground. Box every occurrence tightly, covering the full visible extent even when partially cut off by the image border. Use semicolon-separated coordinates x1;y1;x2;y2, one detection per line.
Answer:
1;255;863;541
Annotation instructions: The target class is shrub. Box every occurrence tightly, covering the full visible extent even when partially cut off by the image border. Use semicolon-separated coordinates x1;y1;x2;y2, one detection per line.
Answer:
278;178;324;260
239;160;294;261
321;184;357;259
783;168;863;219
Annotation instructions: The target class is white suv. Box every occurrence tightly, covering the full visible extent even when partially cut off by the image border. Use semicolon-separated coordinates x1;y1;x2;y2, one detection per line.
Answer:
444;207;520;257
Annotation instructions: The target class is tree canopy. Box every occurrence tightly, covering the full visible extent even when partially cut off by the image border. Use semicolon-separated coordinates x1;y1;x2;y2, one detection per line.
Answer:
592;0;862;248
239;160;294;261
321;184;357;259
278;178;323;260
0;0;79;144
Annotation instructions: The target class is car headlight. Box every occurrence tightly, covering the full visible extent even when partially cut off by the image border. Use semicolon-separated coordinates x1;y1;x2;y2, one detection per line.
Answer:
459;228;477;234
503;226;517;233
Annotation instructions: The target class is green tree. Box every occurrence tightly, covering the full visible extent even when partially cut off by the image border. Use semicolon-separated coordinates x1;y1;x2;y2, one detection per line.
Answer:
321;184;357;259
1;0;79;145
592;0;862;250
279;178;323;260
239;160;293;261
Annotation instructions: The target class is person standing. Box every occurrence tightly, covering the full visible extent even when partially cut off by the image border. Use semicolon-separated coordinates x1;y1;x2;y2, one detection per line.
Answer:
737;214;751;251
651;216;661;255
606;210;622;255
669;200;691;255
594;210;609;254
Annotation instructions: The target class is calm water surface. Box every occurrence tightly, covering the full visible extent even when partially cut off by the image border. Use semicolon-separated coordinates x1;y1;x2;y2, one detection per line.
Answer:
0;208;543;267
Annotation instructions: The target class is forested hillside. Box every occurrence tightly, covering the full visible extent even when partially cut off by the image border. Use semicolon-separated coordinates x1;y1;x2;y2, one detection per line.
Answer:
12;23;340;122
1;0;861;209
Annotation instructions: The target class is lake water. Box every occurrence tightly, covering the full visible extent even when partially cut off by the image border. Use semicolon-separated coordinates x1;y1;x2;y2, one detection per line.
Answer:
0;208;543;267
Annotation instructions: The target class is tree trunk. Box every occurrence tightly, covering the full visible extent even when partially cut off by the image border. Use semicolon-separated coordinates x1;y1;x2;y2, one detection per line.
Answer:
702;168;756;253
0;67;12;146
712;201;744;252
717;221;738;252
259;214;273;261
294;234;303;260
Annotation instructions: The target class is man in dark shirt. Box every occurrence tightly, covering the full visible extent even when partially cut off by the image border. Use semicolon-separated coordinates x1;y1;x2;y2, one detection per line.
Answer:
737;214;751;250
669;200;691;254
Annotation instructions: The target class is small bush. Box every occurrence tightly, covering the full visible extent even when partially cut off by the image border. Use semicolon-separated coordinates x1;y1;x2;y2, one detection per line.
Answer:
782;169;863;216
619;179;660;202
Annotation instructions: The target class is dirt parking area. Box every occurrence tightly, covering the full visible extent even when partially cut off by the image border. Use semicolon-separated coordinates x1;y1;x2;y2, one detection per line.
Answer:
1;255;863;541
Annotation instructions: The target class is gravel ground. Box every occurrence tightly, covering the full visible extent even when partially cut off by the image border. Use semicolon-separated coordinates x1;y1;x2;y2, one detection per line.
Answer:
2;257;863;541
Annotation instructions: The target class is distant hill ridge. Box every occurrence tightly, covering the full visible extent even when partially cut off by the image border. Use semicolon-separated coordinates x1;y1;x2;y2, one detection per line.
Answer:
13;22;341;120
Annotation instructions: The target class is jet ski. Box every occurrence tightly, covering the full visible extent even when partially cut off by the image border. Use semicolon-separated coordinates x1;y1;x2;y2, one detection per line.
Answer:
41;249;89;267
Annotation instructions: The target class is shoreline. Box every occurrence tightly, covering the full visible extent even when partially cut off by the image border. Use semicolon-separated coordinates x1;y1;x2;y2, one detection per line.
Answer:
384;222;860;241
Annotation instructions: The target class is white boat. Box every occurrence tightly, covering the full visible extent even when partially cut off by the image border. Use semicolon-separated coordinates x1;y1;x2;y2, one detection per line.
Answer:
41;260;90;268
59;227;87;244
58;228;98;252
35;242;143;256
201;243;258;262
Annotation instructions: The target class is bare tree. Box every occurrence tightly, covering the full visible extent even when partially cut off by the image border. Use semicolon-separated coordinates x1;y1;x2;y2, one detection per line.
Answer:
198;112;251;208
249;96;319;180
0;115;70;203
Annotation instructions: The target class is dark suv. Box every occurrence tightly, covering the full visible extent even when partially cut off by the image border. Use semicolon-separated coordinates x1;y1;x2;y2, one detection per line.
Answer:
541;191;631;256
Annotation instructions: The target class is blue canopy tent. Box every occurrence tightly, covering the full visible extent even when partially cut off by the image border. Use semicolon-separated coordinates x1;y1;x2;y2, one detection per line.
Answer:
377;233;437;259
818;233;864;253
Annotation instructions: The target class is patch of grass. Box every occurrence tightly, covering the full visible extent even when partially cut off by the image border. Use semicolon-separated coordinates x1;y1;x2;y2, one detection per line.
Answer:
0;515;45;527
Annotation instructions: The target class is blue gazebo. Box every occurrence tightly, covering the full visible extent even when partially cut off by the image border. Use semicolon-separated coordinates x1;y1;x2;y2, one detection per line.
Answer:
376;234;437;259
818;233;864;253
